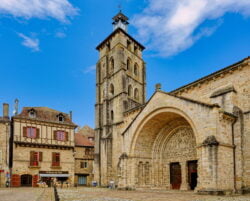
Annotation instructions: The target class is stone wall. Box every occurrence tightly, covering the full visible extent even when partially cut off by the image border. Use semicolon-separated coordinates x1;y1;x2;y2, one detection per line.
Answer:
74;146;94;186
0;119;10;187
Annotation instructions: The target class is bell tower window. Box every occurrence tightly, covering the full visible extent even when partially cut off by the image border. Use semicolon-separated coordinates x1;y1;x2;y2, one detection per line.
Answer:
110;84;114;95
110;58;114;74
127;58;131;72
111;110;114;121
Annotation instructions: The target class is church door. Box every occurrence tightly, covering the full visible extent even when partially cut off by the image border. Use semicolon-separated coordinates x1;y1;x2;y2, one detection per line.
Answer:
170;162;181;189
188;160;198;190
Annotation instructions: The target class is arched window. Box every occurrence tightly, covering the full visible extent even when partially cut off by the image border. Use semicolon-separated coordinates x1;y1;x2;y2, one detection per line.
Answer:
111;110;114;121
127;58;131;71
134;63;138;76
110;58;114;74
110;84;114;95
134;88;139;100
128;85;132;97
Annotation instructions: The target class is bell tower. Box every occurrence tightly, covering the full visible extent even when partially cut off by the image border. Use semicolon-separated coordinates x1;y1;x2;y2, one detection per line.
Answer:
94;11;146;185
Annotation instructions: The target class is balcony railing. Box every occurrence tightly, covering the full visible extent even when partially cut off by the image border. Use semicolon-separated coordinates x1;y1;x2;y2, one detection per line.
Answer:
14;135;74;147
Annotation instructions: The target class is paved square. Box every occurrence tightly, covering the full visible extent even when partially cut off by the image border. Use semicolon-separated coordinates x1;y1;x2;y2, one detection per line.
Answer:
57;187;250;201
0;187;53;201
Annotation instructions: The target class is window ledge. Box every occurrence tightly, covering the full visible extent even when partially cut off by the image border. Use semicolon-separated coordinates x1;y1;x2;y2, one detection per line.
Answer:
29;165;41;169
51;166;62;169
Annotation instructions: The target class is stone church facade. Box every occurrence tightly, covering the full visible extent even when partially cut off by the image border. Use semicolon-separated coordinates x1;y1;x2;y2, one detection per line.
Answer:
94;12;250;194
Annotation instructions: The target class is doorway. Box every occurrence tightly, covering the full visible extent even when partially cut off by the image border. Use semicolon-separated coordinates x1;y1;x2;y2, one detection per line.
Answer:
170;162;181;189
78;175;87;185
21;174;32;187
188;160;198;190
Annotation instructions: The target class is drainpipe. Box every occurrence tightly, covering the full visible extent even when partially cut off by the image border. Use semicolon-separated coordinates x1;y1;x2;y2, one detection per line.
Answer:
232;117;237;193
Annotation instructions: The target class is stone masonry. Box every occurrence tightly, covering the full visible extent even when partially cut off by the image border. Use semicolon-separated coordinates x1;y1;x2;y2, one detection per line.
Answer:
94;11;250;194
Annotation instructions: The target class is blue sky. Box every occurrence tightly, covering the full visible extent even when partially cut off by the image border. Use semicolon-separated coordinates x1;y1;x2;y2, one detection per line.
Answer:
0;0;249;128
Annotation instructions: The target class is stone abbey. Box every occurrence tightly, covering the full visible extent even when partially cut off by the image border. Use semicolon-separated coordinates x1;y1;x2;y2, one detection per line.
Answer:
94;11;250;194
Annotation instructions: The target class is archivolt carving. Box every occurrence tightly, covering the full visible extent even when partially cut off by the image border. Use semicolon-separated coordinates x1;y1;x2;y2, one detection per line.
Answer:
162;126;196;160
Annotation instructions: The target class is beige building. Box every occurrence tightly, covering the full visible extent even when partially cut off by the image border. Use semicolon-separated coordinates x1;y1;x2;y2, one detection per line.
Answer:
74;127;94;186
11;106;77;187
94;12;250;194
0;103;11;187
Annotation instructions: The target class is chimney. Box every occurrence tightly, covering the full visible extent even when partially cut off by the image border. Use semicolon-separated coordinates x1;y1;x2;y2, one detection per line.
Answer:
3;103;9;119
14;99;19;115
69;111;72;121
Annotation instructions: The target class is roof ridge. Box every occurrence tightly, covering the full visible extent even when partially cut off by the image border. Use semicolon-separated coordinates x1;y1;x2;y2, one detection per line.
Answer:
171;56;249;94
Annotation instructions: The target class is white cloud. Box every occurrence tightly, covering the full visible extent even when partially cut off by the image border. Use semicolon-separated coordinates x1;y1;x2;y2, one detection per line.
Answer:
55;32;66;38
18;33;40;52
0;0;78;22
83;65;96;74
132;0;250;57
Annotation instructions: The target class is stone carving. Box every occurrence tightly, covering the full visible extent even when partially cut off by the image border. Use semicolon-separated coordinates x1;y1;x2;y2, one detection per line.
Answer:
202;135;219;146
163;127;196;159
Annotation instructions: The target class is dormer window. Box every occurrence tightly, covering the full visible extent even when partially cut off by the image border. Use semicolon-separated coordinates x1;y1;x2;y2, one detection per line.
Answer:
88;137;94;142
28;109;36;118
57;114;65;122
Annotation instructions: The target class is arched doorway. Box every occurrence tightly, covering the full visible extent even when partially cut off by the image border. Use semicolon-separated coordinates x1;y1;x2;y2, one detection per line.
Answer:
21;174;32;187
131;110;198;190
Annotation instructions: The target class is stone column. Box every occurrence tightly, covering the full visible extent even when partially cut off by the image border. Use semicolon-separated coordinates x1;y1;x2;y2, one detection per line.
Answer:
165;163;171;189
180;161;189;190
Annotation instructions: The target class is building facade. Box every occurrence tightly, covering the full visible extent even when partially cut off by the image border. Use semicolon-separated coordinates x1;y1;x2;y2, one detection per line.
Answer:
74;130;94;186
11;106;76;187
0;104;11;187
95;12;250;194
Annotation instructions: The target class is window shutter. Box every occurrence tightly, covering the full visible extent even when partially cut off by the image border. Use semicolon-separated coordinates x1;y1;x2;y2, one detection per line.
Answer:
23;127;27;137
39;152;43;162
65;132;69;141
52;152;56;163
36;128;40;139
58;153;60;162
30;151;34;162
53;131;57;140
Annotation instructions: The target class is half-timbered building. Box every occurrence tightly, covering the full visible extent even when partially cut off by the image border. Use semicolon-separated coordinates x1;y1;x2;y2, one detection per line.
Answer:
11;106;77;187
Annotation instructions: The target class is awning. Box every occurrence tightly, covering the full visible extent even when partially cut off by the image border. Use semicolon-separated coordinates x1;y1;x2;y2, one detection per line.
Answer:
39;174;70;177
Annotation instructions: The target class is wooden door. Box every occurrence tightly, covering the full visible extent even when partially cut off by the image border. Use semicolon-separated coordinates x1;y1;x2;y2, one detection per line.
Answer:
170;163;181;189
188;160;198;190
11;174;20;187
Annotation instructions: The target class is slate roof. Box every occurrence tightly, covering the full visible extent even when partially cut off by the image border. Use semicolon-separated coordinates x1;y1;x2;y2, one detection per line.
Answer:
14;107;76;126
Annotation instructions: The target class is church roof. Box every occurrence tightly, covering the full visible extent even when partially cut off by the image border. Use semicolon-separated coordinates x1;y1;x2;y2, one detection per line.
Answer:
96;27;145;51
171;56;250;94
